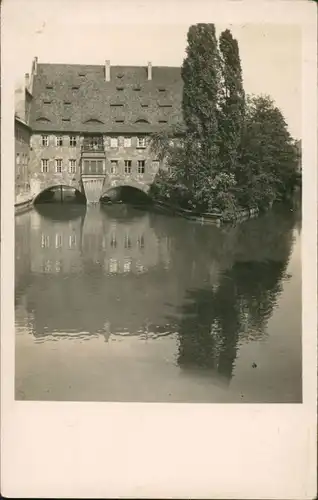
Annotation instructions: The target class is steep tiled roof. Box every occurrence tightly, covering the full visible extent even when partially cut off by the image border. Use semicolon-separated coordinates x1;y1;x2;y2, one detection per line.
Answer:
30;63;183;134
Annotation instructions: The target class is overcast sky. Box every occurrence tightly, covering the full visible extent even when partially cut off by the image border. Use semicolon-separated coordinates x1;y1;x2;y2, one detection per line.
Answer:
3;0;302;138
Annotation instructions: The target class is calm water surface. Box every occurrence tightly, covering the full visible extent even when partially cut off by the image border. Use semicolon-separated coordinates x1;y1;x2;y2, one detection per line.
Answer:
15;202;302;402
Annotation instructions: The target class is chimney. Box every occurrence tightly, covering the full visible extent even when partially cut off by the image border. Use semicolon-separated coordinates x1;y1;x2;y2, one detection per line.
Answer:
147;61;152;81
33;56;38;75
25;73;30;90
105;60;110;82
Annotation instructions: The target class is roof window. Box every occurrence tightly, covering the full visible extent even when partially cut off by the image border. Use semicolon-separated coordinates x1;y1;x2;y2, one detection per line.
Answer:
116;86;124;91
46;84;53;90
64;101;71;105
72;85;80;90
43;100;51;104
115;119;124;123
117;73;124;79
110;103;124;107
159;119;168;123
158;87;166;92
135;118;150;124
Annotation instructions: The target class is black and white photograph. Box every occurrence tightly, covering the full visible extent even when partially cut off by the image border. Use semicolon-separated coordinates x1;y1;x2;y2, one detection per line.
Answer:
1;0;317;498
14;9;303;404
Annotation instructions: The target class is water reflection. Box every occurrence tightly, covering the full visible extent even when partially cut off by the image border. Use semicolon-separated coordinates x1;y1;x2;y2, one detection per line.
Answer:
15;202;300;389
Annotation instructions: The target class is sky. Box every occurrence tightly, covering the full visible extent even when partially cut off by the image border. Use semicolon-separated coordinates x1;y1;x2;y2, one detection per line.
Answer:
3;0;302;138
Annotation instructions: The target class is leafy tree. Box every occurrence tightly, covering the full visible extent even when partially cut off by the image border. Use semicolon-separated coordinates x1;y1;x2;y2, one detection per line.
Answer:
237;95;299;208
218;29;245;174
181;23;223;210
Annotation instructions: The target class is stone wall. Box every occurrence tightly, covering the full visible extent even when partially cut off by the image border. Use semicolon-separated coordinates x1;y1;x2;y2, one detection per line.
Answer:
29;132;161;199
15;119;32;203
29;133;83;198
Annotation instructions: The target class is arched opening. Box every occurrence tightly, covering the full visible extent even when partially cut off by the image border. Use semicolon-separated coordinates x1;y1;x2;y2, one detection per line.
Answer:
34;185;86;205
100;185;152;206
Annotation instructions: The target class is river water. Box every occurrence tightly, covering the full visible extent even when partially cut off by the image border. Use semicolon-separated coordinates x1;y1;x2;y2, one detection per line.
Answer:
15;201;302;403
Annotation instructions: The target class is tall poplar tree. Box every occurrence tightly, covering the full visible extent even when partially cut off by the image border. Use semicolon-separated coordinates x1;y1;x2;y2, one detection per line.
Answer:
181;23;222;210
218;29;245;173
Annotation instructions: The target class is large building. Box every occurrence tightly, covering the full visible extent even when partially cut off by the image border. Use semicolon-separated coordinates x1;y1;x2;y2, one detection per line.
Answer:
23;57;184;203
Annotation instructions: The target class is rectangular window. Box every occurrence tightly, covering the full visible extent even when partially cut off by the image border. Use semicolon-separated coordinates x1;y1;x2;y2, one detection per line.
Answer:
70;136;77;147
16;153;20;165
97;160;103;174
56;136;63;146
152;160;160;170
69;159;76;173
83;160;90;174
41;159;49;173
110;160;118;174
124;137;131;148
124;160;132;174
42;135;49;146
55;159;63;173
137;137;146;148
110;138;118;148
138;160;145;174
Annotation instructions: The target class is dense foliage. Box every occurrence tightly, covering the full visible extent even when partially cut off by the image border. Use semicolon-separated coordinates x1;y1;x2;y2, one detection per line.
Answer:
149;23;301;217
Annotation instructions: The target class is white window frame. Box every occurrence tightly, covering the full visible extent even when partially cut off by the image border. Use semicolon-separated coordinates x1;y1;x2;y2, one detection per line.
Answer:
110;137;118;148
137;160;145;174
124;160;132;174
69;159;77;173
41;159;49;173
16;153;20;165
56;136;63;147
110;160;118;174
41;135;49;147
69;136;77;147
152;160;160;170
55;234;63;248
55;159;63;173
124;137;131;148
137;137;147;149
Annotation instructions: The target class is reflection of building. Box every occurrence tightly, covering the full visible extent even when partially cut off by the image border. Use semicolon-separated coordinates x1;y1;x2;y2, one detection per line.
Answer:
15;211;32;297
29;209;84;275
80;205;170;274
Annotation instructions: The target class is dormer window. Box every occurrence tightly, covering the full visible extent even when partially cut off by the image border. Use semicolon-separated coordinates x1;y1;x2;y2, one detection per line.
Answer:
135;119;150;124
64;101;71;105
116;86;124;91
62;118;71;122
158;87;166;92
72;85;80;90
133;85;141;91
43;100;51;104
36;117;51;123
46;84;53;90
117;73;124;79
83;118;104;124
78;72;86;77
110;103;124;107
115;119;124;123
159;120;168;123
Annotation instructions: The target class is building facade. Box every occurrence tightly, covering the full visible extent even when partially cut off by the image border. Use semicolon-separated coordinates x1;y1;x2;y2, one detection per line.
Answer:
23;57;184;203
15;116;32;203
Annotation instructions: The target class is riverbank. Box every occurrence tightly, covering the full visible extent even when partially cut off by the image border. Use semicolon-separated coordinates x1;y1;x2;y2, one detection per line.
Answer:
15;194;34;215
148;199;261;226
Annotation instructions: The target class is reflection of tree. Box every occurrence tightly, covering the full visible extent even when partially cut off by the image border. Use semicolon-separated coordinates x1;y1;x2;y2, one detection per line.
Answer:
174;204;297;380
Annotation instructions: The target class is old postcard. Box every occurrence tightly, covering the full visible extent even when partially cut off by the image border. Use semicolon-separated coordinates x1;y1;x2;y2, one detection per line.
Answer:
1;0;317;497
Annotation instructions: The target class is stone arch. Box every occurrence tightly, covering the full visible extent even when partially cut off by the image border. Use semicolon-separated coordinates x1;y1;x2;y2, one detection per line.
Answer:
101;179;151;198
33;184;86;204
